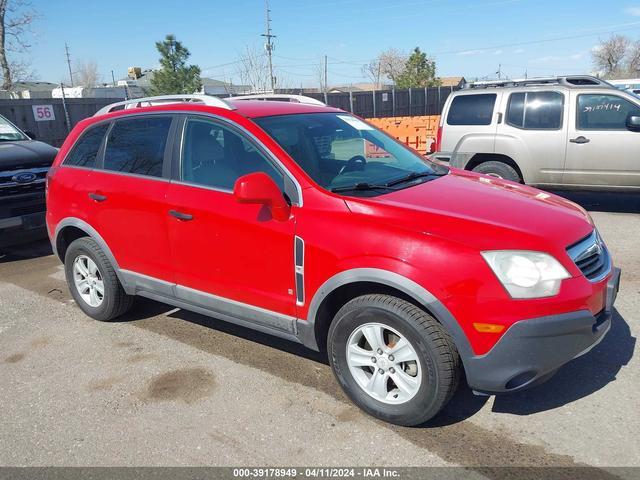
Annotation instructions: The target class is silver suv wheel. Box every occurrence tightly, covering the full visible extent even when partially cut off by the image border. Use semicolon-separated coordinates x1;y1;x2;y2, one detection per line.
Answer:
72;254;104;307
346;322;422;404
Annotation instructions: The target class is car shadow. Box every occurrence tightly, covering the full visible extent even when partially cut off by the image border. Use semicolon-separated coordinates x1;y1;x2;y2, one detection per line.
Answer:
0;238;52;263
121;298;634;425
549;190;640;214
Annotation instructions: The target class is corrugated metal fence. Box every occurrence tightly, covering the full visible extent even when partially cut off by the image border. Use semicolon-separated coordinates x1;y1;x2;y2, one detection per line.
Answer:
0;98;123;147
0;87;458;147
288;86;457;118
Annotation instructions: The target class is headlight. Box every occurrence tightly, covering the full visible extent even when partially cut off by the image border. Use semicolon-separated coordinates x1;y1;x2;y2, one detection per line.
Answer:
481;251;570;298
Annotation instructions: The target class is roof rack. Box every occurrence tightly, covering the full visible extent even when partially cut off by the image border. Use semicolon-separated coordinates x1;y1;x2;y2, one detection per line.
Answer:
94;94;234;116
227;94;326;106
464;75;613;89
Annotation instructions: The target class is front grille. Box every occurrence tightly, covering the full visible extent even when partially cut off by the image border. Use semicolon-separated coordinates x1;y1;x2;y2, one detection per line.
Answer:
0;166;48;198
567;230;610;282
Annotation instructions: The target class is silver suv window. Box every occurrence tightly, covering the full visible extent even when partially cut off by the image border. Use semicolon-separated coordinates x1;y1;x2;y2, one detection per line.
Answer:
447;94;496;126
506;91;564;130
577;94;640;130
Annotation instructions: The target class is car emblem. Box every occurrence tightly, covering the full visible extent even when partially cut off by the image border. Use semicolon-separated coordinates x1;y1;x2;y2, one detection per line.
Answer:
12;172;37;184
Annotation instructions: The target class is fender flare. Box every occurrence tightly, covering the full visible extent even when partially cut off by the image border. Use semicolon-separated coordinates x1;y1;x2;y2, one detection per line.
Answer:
300;268;474;360
53;217;128;290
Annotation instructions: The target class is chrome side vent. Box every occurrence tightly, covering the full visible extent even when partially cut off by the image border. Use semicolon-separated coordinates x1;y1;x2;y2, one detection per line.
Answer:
294;236;305;306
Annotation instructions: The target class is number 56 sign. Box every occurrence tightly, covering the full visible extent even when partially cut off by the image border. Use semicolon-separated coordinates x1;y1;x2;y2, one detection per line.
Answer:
32;105;56;121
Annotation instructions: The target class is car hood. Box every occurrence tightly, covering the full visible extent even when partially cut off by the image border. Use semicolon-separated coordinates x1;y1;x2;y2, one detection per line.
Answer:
344;169;594;251
0;140;58;170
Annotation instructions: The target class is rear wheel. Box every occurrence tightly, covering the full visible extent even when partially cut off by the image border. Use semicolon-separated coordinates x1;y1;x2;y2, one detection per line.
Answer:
472;160;521;182
327;294;461;426
64;237;133;321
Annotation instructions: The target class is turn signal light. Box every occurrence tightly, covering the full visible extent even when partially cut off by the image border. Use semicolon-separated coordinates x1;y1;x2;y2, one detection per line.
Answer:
473;323;506;333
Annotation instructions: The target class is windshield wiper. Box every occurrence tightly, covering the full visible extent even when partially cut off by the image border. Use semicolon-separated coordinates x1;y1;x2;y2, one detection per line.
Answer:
385;170;447;187
331;182;399;193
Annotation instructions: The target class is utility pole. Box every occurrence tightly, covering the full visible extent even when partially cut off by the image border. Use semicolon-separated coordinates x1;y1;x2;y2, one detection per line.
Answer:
111;70;116;87
496;63;502;80
324;54;328;93
65;43;74;87
261;0;276;92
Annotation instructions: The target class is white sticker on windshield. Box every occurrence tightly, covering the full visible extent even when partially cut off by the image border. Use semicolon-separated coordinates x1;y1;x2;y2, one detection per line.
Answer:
337;115;374;131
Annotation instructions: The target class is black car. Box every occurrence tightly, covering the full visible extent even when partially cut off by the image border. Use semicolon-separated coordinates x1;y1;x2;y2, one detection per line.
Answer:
0;114;58;250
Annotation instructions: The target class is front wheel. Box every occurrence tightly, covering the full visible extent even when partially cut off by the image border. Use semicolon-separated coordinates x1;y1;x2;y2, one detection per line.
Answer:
327;294;461;426
472;160;521;183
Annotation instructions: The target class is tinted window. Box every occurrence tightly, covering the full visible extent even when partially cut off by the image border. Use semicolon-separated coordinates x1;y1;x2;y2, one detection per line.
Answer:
577;94;640;130
64;124;108;168
507;91;564;129
447;94;496;125
103;116;172;177
181;117;283;190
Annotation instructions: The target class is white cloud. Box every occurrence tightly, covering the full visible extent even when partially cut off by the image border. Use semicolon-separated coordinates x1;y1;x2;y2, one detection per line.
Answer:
458;49;482;56
513;48;525;54
570;53;584;60
625;6;640;16
494;49;504;55
531;55;561;63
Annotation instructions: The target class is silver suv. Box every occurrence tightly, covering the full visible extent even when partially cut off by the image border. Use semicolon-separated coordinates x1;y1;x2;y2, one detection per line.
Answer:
435;75;640;189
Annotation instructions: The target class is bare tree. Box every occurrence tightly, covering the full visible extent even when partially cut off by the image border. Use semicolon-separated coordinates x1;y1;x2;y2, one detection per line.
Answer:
75;60;100;88
592;35;630;78
314;58;326;93
377;48;408;85
361;59;382;90
236;45;270;93
0;0;37;90
626;40;640;77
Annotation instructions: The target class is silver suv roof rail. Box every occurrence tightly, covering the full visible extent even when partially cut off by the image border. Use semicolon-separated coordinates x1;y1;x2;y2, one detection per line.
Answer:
94;94;235;116
464;75;613;89
227;94;326;106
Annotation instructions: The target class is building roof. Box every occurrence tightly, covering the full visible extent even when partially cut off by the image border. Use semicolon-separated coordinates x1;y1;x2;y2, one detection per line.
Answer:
10;81;58;91
439;76;466;87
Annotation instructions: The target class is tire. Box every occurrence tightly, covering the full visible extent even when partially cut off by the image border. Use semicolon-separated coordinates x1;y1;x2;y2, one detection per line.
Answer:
472;160;521;183
64;237;133;321
327;294;461;426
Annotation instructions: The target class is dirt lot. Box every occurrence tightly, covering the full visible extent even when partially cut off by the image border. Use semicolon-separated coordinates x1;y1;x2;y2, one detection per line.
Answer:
0;191;638;473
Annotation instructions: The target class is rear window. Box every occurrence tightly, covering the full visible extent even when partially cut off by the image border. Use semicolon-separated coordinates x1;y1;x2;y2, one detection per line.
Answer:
447;94;496;126
506;91;564;129
103;116;172;177
64;124;108;168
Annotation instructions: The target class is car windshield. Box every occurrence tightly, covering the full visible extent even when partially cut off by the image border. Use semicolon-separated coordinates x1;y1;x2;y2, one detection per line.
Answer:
0;115;27;141
254;112;447;195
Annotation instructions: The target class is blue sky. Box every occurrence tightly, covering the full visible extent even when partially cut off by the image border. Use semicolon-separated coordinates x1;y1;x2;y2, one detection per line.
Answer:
25;0;640;87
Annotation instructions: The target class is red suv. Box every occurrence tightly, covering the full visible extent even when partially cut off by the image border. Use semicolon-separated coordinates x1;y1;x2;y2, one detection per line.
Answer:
46;94;620;426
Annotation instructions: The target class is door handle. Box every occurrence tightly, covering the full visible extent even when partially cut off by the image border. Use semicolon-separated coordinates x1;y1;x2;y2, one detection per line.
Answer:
570;136;591;144
168;209;193;221
88;192;107;202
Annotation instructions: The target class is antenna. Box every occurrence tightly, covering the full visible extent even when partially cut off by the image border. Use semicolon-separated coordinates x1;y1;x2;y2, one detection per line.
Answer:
261;0;276;92
65;43;74;87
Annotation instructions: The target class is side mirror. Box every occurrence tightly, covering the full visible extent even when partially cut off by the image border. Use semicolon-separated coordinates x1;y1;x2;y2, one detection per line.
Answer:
233;172;291;222
626;113;640;132
24;130;36;139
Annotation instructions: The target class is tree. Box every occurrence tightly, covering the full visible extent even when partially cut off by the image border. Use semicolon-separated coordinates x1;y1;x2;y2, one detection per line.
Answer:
0;0;37;90
377;48;407;84
76;60;100;88
592;35;631;79
394;47;439;88
236;45;270;93
149;34;202;95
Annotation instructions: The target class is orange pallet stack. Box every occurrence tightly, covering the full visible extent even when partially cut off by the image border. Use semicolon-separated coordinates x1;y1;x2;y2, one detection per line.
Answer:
366;115;441;154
